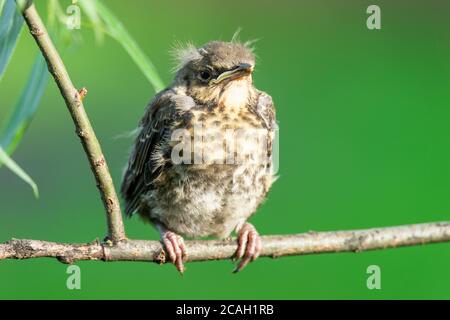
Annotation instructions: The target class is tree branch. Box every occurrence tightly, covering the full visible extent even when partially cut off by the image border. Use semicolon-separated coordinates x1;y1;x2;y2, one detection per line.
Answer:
1;222;449;264
17;0;126;242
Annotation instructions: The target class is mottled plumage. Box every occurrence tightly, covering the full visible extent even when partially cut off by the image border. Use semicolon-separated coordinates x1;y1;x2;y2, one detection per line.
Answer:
121;41;277;272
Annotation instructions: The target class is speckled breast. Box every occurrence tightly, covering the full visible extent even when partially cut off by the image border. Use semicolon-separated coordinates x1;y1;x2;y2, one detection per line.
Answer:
143;104;274;239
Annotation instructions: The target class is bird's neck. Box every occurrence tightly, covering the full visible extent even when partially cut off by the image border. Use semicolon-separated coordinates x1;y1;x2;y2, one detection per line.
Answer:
218;79;255;113
218;80;251;112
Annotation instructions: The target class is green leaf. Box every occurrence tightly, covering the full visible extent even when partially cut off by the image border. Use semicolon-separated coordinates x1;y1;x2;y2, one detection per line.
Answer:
0;0;24;81
0;0;6;15
77;0;104;44
79;0;165;93
0;146;39;198
0;54;49;154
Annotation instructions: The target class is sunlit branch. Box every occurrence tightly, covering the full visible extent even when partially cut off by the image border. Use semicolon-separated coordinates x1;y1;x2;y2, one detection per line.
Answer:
1;222;449;264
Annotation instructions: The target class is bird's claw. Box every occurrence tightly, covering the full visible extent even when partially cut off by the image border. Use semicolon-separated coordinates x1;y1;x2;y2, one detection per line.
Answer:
233;223;262;273
161;231;187;274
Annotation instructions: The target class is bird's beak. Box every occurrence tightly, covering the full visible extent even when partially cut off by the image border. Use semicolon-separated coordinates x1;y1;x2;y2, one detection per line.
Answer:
210;63;253;85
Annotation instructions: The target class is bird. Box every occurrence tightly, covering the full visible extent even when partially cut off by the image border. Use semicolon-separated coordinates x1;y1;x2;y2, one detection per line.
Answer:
120;40;277;273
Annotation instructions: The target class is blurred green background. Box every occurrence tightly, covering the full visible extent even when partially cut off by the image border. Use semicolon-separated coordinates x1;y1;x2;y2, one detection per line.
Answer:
1;0;450;299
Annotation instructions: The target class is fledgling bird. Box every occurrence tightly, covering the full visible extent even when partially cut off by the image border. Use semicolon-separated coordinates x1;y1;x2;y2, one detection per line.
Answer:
121;40;277;273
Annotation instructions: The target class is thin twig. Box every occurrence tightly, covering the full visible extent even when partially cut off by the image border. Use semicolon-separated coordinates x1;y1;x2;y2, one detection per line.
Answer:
16;0;126;242
1;222;449;264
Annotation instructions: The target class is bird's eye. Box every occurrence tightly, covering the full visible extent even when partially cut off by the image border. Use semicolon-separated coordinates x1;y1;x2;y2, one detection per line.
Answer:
199;70;211;81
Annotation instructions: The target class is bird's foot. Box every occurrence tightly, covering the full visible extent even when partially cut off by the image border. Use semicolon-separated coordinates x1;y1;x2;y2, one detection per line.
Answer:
233;222;262;273
159;228;187;274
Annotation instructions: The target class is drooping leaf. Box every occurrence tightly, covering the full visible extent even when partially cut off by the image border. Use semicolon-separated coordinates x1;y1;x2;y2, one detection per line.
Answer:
0;0;6;15
0;0;23;81
0;54;49;154
0;146;39;198
77;0;104;44
79;0;165;93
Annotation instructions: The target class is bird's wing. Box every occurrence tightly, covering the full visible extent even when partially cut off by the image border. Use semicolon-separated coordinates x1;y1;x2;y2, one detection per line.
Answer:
120;89;179;217
249;90;277;162
252;90;277;131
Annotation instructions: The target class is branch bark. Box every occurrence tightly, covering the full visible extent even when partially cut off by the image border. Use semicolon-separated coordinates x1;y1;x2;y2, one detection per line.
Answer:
17;0;126;242
1;222;449;264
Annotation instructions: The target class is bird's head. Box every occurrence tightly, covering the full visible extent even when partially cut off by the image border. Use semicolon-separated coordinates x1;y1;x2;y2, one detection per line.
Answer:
172;41;256;105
